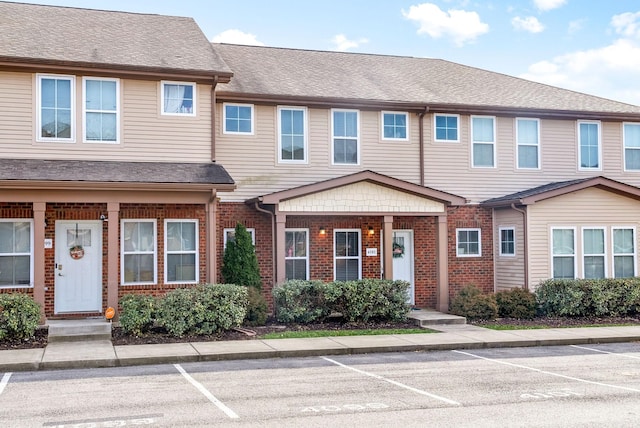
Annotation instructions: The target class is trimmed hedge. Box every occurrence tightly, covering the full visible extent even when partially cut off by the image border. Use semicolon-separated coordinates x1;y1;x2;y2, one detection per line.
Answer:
495;288;536;319
119;294;157;336
449;285;498;320
273;279;410;324
0;293;41;341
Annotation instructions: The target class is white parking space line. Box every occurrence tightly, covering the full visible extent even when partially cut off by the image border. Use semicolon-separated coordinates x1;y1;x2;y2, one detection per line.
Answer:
174;364;239;419
321;357;460;406
453;350;640;393
571;345;640;360
0;373;11;395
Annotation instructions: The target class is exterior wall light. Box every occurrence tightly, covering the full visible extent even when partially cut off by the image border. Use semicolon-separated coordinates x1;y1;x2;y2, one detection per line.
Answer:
319;227;326;235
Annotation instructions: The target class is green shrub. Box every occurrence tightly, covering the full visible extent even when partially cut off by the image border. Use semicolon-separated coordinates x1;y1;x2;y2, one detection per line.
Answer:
222;223;262;289
0;293;41;340
450;285;498;320
333;279;410;322
244;287;269;326
273;280;333;323
535;279;588;317
156;284;247;336
495;288;536;319
119;294;157;336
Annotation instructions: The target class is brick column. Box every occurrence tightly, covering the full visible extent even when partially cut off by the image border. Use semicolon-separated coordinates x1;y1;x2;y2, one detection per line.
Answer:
32;202;46;323
106;202;120;317
436;215;449;312
382;215;394;279
275;212;287;285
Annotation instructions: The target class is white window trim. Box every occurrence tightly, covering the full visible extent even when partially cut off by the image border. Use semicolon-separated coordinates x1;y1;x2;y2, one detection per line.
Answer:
36;74;75;143
164;219;199;285
82;76;120;144
577;120;602;171
333;229;362;280
516;117;541;170
550;227;577;279
456;228;482;257
223;102;254;135
612;226;637;278
582;227;607;279
285;228;310;280
381;111;409;141
160;81;196;116
623;122;640;172
121;219;157;286
0;219;34;288
499;226;516;257
277;106;308;164
331;109;360;166
433;113;460;143
471;115;496;168
223;227;256;249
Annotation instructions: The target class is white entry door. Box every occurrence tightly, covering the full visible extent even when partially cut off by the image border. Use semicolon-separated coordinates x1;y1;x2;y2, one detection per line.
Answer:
392;230;415;305
54;221;103;314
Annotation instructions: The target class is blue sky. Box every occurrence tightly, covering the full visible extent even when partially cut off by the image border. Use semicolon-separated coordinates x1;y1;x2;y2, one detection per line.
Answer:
10;0;640;105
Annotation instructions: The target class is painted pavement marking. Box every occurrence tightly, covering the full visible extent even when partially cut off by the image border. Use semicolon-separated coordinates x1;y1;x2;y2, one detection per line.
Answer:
174;364;239;419
321;356;461;406
571;345;640;360
0;372;11;396
453;350;640;393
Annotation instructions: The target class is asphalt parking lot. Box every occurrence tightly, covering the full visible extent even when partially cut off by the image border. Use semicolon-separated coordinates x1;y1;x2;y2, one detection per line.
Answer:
1;343;639;427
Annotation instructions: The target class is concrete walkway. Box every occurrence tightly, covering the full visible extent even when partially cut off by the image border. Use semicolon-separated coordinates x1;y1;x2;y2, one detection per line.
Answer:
2;317;640;372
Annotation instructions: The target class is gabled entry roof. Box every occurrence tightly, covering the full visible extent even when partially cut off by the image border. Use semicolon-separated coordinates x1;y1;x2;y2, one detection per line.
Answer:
256;170;466;207
482;176;640;207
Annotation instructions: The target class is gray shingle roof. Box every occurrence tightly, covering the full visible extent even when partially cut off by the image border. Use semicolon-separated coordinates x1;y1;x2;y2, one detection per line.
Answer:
0;159;234;186
482;178;593;205
0;1;231;76
212;44;640;115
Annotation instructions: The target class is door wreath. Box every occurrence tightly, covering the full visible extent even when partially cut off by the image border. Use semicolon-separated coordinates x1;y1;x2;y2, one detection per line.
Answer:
69;245;85;260
392;242;405;258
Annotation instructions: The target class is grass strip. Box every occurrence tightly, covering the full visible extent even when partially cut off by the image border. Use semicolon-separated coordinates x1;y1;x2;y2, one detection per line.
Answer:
260;328;433;339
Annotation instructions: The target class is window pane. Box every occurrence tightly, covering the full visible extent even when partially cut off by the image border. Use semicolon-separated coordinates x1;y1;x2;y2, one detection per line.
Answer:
167;222;196;252
518;119;538;145
0;223;14;253
335;259;359;281
518;145;538;168
124;222;154;252
167;254;196;282
85;80;101;110
285;259;307;280
613;229;634;253
473;117;494;142
124;254;154;282
15;223;31;253
473;143;494;167
553;229;574;254
624;123;640;147
625;149;640;170
580;123;599;168
583;229;604;254
0;256;30;285
553;256;574;279
614;256;634;278
500;229;514;255
584;256;605;279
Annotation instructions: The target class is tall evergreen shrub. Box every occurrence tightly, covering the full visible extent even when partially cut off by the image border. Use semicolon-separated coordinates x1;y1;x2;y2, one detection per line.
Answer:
222;223;262;289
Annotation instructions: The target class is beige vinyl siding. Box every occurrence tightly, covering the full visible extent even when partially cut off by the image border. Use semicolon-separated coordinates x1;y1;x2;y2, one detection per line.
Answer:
0;71;212;162
494;207;525;291
424;115;640;203
527;187;640;289
216;105;422;202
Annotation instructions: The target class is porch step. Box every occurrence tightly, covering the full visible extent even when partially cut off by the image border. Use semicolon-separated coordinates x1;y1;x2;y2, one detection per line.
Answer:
407;309;467;327
47;319;112;342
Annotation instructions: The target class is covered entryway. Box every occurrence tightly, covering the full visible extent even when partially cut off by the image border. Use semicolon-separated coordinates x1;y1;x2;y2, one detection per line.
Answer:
391;230;414;305
54;221;103;313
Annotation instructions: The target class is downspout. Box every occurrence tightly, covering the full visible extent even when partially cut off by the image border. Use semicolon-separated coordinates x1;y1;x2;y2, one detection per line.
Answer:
211;75;219;162
511;203;529;290
418;106;429;186
254;202;276;286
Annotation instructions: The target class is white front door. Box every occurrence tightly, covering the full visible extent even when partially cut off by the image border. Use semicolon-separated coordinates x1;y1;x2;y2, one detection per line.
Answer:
54;221;103;314
392;230;415;305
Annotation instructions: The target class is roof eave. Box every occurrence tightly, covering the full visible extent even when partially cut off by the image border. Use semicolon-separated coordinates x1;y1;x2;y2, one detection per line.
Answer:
0;180;236;192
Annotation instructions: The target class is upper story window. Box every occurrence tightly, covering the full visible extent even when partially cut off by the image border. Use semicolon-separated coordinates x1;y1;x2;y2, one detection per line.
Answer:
83;77;119;143
122;220;156;285
0;220;33;287
161;81;195;116
223;103;253;134
165;220;198;284
37;74;74;142
434;114;459;142
623;123;640;171
278;106;307;163
578;121;601;170
471;116;496;168
382;111;408;141
332;109;359;165
456;228;481;257
516;118;540;169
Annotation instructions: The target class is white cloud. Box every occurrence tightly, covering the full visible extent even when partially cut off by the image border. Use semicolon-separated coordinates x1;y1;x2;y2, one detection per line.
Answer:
211;29;264;46
330;34;369;52
512;16;545;33
568;19;585;34
402;3;489;47
611;11;640;38
533;0;567;12
520;38;640;105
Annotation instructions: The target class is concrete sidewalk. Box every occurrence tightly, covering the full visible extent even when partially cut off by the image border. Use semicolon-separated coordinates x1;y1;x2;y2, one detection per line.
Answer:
2;323;640;372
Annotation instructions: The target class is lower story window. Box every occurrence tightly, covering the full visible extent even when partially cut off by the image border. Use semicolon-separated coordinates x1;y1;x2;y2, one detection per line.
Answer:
165;220;198;283
613;228;636;278
552;228;575;279
583;228;605;279
457;228;481;257
334;229;361;281
122;220;156;284
0;220;32;287
499;227;515;256
285;229;308;280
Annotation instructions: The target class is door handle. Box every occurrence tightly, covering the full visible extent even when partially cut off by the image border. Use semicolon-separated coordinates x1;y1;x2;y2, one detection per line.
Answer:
58;273;64;276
